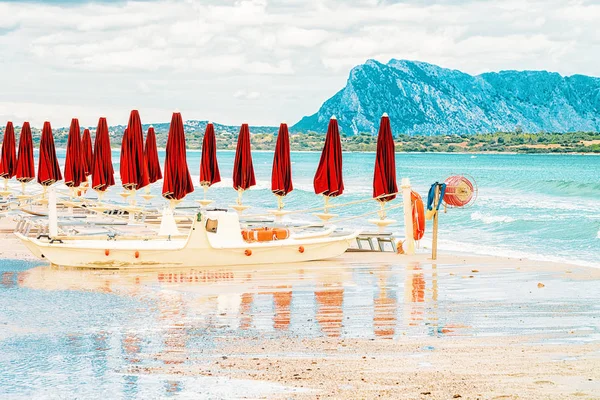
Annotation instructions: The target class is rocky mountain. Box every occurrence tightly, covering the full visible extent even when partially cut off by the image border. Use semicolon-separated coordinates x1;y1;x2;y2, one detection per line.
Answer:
291;59;600;135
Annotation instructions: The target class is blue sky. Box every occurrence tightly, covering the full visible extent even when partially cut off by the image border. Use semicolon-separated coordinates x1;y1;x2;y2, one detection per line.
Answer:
1;0;599;127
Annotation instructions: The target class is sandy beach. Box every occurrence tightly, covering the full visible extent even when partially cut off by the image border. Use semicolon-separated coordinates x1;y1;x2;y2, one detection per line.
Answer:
1;224;599;399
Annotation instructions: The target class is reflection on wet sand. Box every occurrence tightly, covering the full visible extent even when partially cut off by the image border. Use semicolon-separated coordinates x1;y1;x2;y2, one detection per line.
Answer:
374;266;396;338
315;287;344;337
271;287;292;330
18;261;453;340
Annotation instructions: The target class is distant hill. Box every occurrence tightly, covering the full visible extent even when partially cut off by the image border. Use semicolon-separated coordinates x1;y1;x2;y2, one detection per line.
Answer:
0;121;279;149
291;59;600;135
3;59;600;143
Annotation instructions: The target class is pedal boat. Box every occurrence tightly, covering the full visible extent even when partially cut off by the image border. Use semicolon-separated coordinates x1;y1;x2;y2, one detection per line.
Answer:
14;210;360;269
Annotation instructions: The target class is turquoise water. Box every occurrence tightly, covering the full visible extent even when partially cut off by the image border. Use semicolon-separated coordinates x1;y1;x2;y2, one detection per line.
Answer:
50;150;597;267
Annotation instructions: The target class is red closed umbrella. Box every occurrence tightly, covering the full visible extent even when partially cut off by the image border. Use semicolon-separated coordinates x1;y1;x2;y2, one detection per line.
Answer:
144;126;162;184
0;121;17;181
232;123;256;191
37;121;62;186
120;110;149;191
313;116;344;197
373;113;397;201
91;117;115;192
162;112;194;200
64;118;85;188
81;128;93;177
272;123;293;209
199;123;220;187
15;122;35;183
120;128;130;188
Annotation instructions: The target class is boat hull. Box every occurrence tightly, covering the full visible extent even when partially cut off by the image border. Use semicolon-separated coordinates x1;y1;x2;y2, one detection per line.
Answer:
14;210;360;269
15;234;357;269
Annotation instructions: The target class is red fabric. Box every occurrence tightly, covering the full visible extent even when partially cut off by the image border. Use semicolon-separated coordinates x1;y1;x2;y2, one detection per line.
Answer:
37;121;62;186
271;123;293;196
64;118;85;188
119;128;131;188
0;121;17;179
199;123;220;186
91;117;115;191
162;112;194;200
15;122;35;183
313;118;344;197
144;127;162;184
232;123;256;191
373;115;398;201
120;110;149;190
81;128;93;177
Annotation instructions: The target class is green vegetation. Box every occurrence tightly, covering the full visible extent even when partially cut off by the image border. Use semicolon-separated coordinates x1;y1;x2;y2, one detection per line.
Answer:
1;126;599;153
225;130;600;153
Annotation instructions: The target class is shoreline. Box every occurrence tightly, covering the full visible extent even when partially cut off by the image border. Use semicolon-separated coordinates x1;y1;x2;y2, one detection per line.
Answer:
2;230;599;399
1;228;597;277
52;147;600;155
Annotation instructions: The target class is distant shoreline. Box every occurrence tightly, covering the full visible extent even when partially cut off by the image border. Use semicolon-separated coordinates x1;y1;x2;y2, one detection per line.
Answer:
50;147;599;155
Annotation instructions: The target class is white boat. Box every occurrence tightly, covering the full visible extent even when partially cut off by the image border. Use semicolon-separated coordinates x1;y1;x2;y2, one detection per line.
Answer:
15;210;360;269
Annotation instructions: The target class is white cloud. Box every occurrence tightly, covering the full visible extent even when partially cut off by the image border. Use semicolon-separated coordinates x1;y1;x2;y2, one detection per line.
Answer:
233;90;261;100
0;0;599;128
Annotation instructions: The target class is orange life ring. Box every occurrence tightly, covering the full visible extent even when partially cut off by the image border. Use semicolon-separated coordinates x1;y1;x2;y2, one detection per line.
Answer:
273;228;290;240
241;229;255;242
411;191;425;241
241;227;290;243
256;228;274;242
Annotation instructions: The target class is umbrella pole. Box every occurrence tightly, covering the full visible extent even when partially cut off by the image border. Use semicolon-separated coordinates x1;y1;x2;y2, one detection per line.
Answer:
268;194;289;222
0;178;9;198
141;185;155;202
196;184;213;208
16;181;30;205
68;186;75;215
401;178;415;255
368;200;397;234
314;195;337;223
37;185;49;206
128;189;137;223
432;185;440;261
231;188;250;214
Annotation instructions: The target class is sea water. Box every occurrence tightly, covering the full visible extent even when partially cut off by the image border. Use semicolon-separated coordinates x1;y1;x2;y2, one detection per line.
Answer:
55;150;598;267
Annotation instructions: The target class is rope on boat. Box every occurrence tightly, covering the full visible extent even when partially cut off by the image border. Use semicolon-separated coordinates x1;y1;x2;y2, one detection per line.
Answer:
241;190;403;220
295;202;405;229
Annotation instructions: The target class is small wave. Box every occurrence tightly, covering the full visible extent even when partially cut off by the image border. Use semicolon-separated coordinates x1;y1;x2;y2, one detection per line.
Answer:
509;179;600;199
436;238;599;269
470;211;515;224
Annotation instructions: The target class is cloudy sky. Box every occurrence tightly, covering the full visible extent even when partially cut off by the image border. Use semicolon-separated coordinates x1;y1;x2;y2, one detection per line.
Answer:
0;0;599;128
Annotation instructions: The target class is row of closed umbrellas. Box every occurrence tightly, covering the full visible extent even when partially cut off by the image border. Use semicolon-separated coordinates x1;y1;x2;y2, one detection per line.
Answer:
0;110;398;202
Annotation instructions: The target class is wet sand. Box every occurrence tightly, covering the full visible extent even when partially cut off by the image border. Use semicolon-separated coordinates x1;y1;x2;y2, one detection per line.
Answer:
1;227;600;399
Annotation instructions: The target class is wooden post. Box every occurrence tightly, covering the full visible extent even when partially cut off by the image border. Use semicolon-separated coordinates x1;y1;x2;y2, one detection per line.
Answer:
401;178;415;255
432;185;440;260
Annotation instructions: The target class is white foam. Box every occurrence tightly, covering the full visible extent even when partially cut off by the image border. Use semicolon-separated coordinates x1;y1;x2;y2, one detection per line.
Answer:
471;211;515;224
436;238;600;269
